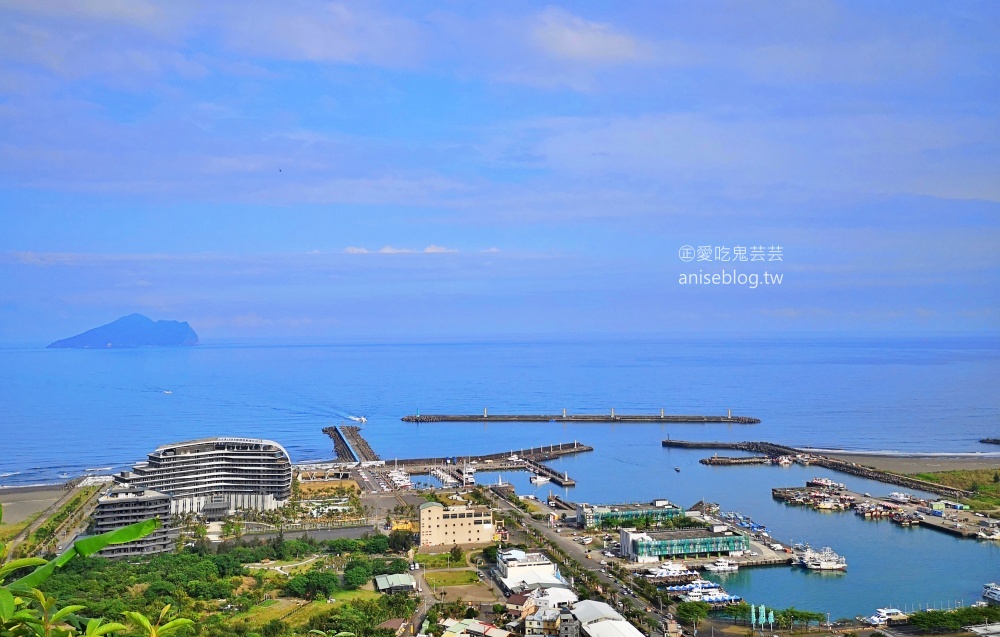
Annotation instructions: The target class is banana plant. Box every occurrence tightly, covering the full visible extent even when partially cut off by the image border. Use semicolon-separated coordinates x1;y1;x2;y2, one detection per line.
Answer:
122;604;194;637
1;502;162;634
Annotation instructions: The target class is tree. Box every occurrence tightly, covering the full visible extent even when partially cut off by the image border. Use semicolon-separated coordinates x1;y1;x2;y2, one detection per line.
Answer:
675;602;710;628
482;546;498;564
343;566;372;590
387;531;414;553
464;606;479;619
449;546;463;563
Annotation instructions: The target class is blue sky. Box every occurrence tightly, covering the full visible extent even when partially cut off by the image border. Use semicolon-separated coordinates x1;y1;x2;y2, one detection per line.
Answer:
0;1;997;341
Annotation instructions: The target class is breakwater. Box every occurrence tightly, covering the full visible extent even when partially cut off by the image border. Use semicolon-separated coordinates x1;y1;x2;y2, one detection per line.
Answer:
663;439;973;499
700;455;773;466
396;441;593;466
403;409;760;424
321;425;358;463
341;425;380;462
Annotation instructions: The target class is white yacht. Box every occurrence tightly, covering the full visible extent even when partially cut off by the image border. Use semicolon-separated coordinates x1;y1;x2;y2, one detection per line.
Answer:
530;474;551;485
867;609;907;626
887;492;911;504
983;583;1000;605
704;558;739;573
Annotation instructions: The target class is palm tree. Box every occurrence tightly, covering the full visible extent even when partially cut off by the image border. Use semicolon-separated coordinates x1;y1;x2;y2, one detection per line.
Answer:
308;631;356;637
123;604;194;637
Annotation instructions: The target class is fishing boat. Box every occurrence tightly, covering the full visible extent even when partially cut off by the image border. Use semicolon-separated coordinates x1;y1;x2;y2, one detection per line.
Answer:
704;558;738;573
866;609;907;626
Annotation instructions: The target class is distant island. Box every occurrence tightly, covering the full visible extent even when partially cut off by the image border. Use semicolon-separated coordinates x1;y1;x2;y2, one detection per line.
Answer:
47;314;199;349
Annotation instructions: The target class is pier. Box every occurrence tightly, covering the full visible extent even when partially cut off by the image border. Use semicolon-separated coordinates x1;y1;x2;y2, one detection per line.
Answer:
772;485;980;539
662;439;974;499
522;457;576;486
342;425;380;462
404;408;760;424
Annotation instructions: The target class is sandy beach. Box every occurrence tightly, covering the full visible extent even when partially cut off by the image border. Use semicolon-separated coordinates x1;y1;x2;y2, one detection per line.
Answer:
826;453;1000;474
0;483;69;525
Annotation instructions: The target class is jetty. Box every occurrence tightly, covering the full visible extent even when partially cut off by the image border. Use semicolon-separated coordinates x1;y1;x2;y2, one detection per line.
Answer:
662;439;973;499
404;408;760;424
321;425;359;463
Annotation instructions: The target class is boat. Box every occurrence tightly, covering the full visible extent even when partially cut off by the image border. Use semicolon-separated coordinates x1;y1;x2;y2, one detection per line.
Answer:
984;583;1000;605
675;467;680;472
704;558;738;573
887;492;911;504
977;529;1000;541
530;474;550;485
805;547;847;571
347;415;367;423
462;463;476;485
866;609;907;626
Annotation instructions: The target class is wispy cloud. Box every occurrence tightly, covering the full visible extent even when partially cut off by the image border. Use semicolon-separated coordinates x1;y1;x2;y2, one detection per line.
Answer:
531;8;649;64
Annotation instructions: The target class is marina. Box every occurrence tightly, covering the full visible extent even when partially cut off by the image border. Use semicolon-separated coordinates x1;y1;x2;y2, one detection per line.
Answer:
772;483;983;539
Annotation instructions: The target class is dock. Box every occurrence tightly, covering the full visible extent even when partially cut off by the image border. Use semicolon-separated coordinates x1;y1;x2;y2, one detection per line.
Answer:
772;484;980;539
403;409;760;424
521;457;575;486
662;439;973;499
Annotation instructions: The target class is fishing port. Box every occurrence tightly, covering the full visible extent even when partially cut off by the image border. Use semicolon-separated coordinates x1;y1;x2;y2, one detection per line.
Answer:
771;480;987;539
404;408;760;424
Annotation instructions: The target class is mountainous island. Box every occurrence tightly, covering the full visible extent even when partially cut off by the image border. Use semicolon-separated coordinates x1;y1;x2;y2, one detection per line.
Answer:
47;313;199;348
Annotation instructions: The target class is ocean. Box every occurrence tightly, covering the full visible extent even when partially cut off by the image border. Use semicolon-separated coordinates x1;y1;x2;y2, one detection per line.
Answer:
1;335;999;617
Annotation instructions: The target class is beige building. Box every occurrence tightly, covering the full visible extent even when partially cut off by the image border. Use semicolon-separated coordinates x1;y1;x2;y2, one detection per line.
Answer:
419;501;494;547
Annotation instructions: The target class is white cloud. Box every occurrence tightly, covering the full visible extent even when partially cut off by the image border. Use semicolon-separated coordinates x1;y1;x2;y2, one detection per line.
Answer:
220;2;422;67
531;7;648;64
343;247;370;254
424;245;458;254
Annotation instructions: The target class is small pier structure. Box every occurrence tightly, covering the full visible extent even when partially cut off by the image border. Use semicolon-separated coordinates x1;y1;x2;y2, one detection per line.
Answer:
521;457;575;486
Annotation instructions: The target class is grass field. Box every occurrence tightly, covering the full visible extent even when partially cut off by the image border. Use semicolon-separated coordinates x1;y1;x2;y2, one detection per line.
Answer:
910;469;1000;510
0;518;33;542
424;570;480;587
415;552;459;568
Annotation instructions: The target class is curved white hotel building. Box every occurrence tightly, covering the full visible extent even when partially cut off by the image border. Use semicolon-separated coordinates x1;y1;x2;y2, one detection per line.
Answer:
114;437;293;516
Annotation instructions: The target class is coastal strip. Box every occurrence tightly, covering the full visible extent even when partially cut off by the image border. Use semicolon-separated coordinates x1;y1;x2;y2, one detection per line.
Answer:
662;439;974;499
403;410;760;424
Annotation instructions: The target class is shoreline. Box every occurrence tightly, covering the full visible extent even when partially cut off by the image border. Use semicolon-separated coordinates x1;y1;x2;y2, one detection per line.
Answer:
824;452;1000;474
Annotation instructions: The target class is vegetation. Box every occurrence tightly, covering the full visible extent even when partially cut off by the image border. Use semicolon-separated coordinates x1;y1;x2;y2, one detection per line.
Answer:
1;502;169;637
675;602;711;627
908;605;1000;633
910;468;1000;510
423;571;478;587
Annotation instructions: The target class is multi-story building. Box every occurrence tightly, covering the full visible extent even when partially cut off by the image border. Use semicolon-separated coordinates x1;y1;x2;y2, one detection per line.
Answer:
419;502;494;547
619;527;748;562
525;609;561;637
575;499;683;529
114;437;292;517
496;549;567;595
91;486;175;557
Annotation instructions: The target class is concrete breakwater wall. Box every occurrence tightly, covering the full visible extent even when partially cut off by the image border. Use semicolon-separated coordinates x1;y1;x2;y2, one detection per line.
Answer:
663;439;972;499
321;425;358;463
341;426;380;462
404;412;760;424
396;441;593;467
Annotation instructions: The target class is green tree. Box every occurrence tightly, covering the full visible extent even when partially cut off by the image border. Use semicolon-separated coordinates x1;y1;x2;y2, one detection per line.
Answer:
675;602;710;628
449;546;463;563
387;531;414;553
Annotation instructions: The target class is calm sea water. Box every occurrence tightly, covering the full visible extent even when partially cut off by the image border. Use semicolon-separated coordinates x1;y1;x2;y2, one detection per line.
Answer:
1;335;999;617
